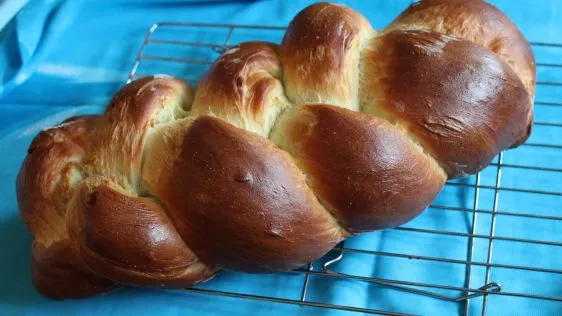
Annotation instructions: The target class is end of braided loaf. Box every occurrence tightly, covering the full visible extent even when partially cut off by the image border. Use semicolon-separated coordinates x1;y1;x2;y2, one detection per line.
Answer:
17;1;535;299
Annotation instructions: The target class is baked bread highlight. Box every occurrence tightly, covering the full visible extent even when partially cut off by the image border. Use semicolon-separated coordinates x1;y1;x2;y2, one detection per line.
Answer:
17;0;535;299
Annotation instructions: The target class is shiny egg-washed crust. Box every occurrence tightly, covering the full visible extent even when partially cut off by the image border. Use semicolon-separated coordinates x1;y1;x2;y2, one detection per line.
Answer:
17;1;534;299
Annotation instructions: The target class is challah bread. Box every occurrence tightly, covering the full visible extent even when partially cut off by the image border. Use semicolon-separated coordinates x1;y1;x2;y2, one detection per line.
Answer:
17;1;535;299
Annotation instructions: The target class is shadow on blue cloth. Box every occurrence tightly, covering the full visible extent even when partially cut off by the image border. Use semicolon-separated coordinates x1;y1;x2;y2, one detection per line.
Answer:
0;216;35;307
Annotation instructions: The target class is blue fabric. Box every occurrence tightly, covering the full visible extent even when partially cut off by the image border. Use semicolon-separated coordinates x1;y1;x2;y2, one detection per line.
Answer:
0;1;561;315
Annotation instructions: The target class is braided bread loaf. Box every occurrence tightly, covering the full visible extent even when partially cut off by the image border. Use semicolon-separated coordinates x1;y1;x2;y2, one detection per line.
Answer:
17;0;535;299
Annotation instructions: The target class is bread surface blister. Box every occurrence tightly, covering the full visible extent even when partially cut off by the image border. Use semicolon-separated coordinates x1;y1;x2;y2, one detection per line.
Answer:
16;0;535;299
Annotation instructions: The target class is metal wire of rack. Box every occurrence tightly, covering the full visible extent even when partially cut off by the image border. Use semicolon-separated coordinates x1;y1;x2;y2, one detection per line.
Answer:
125;21;562;316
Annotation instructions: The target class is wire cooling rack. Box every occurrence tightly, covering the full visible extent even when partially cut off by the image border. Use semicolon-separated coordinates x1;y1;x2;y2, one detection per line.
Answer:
126;22;562;316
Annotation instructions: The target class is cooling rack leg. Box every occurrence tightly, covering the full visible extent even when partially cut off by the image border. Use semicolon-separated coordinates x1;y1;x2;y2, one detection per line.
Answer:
224;26;234;49
127;23;159;83
481;153;503;315
462;173;481;316
300;263;313;302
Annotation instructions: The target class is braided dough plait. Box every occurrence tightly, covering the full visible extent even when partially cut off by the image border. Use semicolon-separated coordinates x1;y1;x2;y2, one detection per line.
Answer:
17;1;534;299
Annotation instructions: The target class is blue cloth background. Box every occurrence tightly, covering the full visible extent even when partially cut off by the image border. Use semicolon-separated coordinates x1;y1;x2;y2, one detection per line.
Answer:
0;0;561;315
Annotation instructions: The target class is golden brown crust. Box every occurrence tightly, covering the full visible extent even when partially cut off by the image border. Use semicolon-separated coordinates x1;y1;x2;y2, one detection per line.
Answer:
66;178;215;287
388;0;536;103
145;116;345;272
274;105;446;232
105;76;192;127
281;2;374;109
16;75;197;298
88;75;192;188
361;29;531;177
16;76;193;247
16;115;98;246
31;240;117;300
192;42;288;136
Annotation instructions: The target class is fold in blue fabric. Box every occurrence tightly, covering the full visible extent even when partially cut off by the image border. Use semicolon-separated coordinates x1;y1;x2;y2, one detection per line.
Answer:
0;1;561;315
0;0;81;98
0;0;265;101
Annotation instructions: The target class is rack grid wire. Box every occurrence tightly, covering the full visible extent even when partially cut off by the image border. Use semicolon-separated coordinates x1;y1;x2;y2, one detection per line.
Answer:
126;21;562;316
